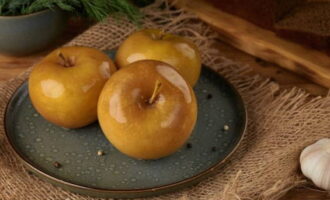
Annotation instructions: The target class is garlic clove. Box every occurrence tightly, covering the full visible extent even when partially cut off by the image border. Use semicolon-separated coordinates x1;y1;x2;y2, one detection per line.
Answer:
300;138;330;190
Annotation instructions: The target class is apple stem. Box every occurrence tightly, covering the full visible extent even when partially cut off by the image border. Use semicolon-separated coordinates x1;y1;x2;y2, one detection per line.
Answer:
152;30;166;40
58;52;75;67
159;29;166;39
149;80;162;104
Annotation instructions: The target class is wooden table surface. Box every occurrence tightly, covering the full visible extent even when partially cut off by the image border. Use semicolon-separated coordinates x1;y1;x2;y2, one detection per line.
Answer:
0;18;328;200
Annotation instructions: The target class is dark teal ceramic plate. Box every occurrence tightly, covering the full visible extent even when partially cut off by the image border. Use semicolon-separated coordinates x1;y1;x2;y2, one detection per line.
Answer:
4;52;246;198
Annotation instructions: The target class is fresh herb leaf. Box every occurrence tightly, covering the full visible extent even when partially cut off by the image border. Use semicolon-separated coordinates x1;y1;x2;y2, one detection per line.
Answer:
0;0;141;22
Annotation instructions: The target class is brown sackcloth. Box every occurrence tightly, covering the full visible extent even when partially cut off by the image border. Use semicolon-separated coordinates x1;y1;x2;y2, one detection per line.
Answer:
1;1;330;199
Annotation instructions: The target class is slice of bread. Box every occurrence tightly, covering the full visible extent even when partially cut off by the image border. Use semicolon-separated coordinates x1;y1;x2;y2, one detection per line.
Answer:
207;0;303;29
275;1;330;51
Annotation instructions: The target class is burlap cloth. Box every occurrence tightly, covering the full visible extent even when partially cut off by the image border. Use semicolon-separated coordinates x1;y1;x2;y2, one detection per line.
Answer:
1;1;330;199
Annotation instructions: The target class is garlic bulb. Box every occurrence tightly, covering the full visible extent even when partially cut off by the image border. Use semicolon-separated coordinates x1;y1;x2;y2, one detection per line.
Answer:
300;138;330;190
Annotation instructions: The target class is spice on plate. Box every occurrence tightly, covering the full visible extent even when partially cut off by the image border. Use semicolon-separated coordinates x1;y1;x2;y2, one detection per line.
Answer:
186;143;192;149
97;150;105;156
211;147;217;152
53;161;61;168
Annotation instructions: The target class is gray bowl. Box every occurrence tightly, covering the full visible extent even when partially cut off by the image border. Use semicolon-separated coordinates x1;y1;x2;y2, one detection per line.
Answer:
0;9;67;56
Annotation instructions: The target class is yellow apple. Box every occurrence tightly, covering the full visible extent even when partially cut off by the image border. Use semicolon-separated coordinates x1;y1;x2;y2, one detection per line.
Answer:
115;29;201;86
29;46;116;129
98;60;197;159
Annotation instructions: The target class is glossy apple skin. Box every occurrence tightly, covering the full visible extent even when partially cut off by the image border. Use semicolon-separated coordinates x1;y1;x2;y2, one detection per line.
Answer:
98;60;197;160
115;29;201;86
29;46;116;128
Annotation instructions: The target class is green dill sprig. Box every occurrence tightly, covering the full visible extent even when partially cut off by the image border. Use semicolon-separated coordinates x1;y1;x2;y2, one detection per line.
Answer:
0;0;142;22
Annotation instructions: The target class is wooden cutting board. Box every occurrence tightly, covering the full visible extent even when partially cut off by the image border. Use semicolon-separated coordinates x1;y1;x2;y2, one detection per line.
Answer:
171;0;330;88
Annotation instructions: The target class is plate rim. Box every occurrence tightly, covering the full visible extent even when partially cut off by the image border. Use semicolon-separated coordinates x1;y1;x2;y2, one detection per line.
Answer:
3;66;248;198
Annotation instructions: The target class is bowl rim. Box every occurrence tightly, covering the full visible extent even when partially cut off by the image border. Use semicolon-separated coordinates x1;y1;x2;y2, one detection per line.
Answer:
0;8;55;19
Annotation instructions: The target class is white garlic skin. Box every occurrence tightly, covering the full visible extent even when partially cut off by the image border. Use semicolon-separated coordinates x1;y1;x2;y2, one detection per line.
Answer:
300;138;330;190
